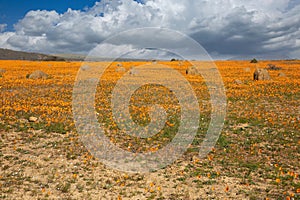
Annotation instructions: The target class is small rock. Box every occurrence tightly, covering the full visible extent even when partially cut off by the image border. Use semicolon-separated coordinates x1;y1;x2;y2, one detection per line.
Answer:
236;123;250;130
116;67;126;72
28;117;38;122
278;72;286;77
254;68;271;81
0;68;6;74
267;64;282;71
234;79;243;85
81;65;90;71
19;119;28;124
129;68;139;76
116;63;123;67
243;67;251;72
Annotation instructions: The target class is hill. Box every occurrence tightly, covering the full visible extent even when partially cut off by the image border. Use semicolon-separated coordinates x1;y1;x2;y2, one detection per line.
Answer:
0;48;66;61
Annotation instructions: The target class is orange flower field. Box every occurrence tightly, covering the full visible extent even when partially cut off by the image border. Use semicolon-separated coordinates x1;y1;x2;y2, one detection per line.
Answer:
0;60;299;199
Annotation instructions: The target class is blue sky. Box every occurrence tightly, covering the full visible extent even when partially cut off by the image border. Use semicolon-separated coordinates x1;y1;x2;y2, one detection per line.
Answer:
0;0;98;31
0;0;299;59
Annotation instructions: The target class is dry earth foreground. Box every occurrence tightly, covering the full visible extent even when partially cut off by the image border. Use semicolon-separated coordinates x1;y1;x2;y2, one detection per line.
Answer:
0;60;299;199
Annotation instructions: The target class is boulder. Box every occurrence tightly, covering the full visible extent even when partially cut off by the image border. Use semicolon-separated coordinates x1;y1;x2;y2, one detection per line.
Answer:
27;70;49;79
186;66;199;75
254;68;271;81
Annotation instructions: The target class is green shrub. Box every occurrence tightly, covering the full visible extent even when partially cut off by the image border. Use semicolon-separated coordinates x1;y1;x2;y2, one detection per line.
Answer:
250;58;258;63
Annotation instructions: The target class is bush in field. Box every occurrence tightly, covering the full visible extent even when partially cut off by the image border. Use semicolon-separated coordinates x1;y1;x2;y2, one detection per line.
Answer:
250;58;258;63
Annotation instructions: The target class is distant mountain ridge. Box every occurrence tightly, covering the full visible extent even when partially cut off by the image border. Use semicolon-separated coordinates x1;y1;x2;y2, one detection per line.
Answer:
0;48;296;61
228;54;292;61
0;48;152;61
0;48;66;61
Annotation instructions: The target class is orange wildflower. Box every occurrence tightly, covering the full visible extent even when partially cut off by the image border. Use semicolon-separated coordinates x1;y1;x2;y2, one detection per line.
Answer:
225;185;229;192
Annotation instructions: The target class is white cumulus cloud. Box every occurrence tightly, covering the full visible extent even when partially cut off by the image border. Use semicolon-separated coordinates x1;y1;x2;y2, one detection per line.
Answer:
0;24;7;32
0;0;299;59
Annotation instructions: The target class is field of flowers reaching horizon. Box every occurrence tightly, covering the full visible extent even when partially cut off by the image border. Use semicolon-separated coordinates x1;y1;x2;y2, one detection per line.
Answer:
0;60;299;199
